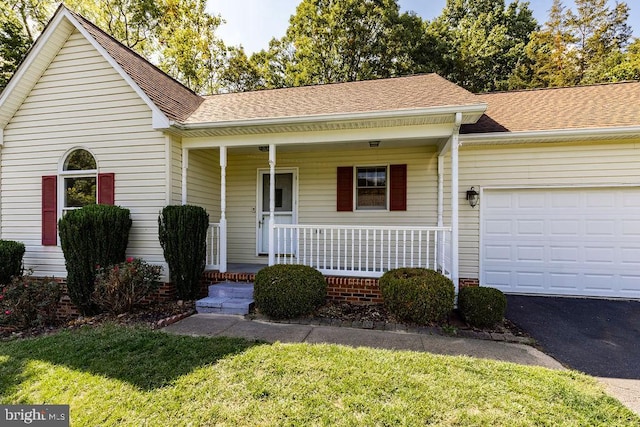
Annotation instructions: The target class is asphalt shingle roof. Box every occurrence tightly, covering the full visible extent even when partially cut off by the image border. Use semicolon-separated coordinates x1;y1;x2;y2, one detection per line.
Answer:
69;9;203;122
186;74;484;123
462;81;640;134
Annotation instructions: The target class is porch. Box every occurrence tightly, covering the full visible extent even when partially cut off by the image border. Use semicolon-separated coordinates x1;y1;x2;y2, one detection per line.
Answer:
181;110;474;292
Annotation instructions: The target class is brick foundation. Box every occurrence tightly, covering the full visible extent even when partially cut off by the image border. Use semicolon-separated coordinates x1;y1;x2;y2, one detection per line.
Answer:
459;278;480;288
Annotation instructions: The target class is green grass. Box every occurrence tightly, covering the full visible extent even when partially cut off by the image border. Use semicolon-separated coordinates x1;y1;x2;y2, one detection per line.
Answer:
0;325;637;426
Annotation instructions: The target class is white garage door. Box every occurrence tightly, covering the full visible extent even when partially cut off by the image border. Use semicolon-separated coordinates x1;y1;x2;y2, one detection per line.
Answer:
481;187;640;298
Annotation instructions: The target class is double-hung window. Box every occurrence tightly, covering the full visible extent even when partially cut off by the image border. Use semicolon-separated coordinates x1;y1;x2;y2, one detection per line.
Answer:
356;166;387;210
60;149;97;215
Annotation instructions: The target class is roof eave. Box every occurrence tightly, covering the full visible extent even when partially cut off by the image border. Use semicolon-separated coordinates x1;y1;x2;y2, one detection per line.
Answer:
460;126;640;145
174;103;488;131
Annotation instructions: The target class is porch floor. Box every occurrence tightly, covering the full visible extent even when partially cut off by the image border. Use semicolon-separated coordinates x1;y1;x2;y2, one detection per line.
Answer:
210;263;267;274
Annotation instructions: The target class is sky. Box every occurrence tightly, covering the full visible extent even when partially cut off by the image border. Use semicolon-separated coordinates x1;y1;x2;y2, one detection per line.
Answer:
206;0;639;55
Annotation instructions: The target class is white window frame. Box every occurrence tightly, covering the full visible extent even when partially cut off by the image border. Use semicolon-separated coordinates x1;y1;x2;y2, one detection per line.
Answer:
58;147;98;218
355;165;388;211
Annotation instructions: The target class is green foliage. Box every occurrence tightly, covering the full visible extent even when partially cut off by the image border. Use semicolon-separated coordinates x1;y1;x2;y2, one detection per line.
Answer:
430;0;538;92
458;286;507;328
0;273;62;328
510;0;633;89
93;257;162;314
58;204;132;315
254;264;327;319
158;205;209;300
379;268;454;324
238;0;436;91
0;240;25;284
0;2;33;90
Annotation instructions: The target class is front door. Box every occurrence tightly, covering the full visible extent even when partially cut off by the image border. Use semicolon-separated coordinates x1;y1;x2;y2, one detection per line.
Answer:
257;170;297;254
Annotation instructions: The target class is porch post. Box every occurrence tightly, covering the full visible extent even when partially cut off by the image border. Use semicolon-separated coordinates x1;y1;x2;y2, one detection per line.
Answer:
268;144;276;265
437;155;444;227
451;113;462;294
181;148;189;205
219;146;227;273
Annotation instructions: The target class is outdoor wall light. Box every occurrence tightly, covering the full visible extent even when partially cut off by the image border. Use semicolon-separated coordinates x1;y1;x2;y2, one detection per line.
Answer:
466;187;479;208
258;146;269;152
369;140;381;148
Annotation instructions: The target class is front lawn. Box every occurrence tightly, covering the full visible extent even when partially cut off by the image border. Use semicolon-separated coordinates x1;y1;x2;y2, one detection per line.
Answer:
0;325;636;426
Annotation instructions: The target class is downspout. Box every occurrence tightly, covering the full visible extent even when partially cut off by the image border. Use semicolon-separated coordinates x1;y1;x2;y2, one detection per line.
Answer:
451;113;462;294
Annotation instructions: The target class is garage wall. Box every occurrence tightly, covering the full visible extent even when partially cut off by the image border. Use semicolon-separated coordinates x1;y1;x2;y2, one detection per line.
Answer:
452;139;640;280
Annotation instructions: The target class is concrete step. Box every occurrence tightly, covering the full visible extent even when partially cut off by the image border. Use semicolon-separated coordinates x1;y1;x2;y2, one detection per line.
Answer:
207;281;254;299
195;296;254;315
197;282;255;315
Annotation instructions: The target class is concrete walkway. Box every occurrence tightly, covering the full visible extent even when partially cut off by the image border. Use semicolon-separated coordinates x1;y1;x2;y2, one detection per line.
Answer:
163;313;563;369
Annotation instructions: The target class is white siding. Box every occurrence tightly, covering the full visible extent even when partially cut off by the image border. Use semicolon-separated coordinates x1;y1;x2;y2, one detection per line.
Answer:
1;30;168;277
455;139;640;280
187;148;220;220
225;145;439;264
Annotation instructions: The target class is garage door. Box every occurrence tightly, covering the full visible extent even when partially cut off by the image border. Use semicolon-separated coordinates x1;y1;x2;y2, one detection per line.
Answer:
481;187;640;298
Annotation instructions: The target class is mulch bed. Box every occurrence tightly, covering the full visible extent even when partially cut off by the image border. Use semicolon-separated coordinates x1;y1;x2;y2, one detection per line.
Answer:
1;299;531;344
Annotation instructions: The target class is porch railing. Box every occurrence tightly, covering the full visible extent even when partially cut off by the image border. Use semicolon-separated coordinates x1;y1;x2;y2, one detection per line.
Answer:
206;222;221;270
272;224;452;278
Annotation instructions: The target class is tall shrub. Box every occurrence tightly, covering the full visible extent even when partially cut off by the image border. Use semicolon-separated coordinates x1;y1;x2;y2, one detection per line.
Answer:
158;205;209;300
0;240;25;284
58;204;132;315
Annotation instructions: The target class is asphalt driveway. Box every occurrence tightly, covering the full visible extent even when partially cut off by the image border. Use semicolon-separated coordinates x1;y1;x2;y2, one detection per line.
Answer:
506;295;640;379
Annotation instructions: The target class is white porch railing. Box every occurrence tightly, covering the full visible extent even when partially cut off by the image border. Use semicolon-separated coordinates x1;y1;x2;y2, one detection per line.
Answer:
206;223;221;270
272;224;452;278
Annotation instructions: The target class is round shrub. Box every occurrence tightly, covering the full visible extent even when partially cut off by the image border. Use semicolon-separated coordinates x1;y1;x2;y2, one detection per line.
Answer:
0;273;62;328
0;240;25;284
254;264;327;319
379;268;454;324
458;286;507;328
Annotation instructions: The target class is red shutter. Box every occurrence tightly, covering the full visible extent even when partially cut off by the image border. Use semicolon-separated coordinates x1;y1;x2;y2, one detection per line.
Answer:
389;164;407;211
336;167;353;212
42;175;57;246
98;173;115;205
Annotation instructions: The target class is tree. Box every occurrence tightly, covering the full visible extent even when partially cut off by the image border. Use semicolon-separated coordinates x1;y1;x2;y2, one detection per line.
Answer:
237;0;436;90
0;1;32;89
429;0;538;93
0;0;227;94
510;0;633;89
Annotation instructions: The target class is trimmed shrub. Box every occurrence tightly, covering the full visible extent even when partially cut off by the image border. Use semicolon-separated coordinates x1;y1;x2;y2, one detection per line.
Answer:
0;274;62;328
93;257;162;314
0;240;25;284
379;268;455;324
158;205;209;300
254;264;327;319
58;204;132;315
458;286;507;328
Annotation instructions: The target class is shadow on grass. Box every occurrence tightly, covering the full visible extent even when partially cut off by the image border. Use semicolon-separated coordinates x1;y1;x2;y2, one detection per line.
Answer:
0;324;261;393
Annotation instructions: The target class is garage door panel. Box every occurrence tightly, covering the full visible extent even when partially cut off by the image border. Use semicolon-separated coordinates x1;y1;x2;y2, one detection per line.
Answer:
549;246;579;263
517;246;544;262
516;220;544;235
622;220;640;235
482;187;640;298
584;247;615;263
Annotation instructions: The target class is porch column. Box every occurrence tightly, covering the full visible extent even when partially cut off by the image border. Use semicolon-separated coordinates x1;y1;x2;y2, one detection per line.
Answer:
268;144;276;265
219;146;227;273
437;155;444;227
451;113;462;293
181;148;189;205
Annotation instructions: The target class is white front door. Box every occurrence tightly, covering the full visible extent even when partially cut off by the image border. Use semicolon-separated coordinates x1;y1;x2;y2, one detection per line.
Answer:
257;170;297;254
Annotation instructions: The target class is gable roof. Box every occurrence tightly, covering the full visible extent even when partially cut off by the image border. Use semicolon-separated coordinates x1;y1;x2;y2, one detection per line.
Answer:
67;9;203;122
463;81;640;134
185;74;485;124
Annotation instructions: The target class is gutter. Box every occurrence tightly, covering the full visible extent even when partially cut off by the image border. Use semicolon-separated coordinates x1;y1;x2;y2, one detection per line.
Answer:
172;103;487;131
460;126;640;144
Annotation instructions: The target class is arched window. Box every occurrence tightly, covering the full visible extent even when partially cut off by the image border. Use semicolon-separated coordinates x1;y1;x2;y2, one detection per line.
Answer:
42;149;114;246
60;148;97;214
